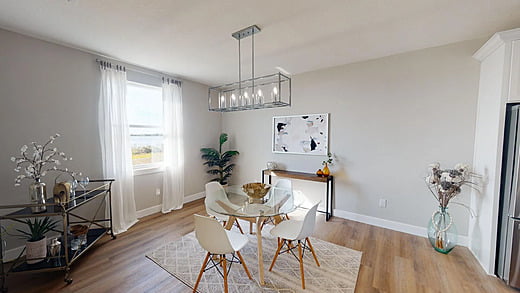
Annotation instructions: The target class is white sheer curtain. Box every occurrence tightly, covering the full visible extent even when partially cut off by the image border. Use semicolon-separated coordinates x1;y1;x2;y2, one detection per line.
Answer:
98;63;138;234
162;79;184;213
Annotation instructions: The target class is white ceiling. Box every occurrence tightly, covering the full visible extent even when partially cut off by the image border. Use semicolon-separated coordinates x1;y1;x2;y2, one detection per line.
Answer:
0;0;520;86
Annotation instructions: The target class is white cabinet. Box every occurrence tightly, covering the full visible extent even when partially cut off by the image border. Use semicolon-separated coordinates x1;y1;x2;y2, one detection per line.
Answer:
471;28;520;274
509;40;520;102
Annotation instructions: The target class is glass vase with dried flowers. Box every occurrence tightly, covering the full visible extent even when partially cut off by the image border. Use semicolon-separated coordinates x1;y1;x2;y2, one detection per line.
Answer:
425;162;477;254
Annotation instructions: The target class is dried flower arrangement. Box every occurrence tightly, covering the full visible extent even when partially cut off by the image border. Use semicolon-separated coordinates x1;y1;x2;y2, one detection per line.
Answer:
11;134;80;185
425;162;476;208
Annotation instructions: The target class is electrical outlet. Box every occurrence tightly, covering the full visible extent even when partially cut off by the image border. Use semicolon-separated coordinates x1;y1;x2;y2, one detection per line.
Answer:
379;198;387;208
155;188;161;196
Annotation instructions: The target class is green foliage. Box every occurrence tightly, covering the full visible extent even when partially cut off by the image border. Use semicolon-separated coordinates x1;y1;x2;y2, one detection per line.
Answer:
200;133;239;185
16;217;58;242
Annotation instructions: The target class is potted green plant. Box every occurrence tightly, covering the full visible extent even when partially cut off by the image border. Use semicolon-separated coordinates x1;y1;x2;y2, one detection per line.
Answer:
16;217;58;264
200;133;239;185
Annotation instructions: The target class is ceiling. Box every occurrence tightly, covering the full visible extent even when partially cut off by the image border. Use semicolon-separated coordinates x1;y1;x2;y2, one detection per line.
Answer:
0;0;520;86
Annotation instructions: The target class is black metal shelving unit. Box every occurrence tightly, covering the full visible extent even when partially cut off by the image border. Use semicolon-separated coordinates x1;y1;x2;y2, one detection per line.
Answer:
0;179;115;292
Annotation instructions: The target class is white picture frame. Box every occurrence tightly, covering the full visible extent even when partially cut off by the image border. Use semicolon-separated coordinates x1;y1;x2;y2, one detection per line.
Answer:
272;113;329;155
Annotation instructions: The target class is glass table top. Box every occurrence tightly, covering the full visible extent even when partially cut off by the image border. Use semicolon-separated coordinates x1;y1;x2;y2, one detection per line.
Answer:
207;184;296;218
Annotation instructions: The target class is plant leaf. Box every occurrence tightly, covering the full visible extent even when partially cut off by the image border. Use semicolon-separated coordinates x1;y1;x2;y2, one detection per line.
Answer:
219;133;228;146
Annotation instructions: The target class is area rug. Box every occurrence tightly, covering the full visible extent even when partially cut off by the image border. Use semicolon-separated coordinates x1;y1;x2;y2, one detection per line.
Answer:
146;225;362;293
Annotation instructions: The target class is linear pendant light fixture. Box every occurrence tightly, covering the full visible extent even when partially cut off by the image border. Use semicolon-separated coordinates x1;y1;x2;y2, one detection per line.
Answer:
208;25;291;112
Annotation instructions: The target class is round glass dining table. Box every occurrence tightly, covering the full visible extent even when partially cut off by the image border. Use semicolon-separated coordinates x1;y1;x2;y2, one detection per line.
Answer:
208;184;295;286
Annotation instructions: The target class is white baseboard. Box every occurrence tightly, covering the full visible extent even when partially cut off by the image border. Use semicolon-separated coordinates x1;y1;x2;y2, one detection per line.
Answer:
467;241;494;275
136;192;206;219
333;209;469;247
183;192;205;204
136;204;162;219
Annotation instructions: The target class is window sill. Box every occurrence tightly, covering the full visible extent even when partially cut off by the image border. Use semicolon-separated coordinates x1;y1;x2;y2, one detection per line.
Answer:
133;165;164;176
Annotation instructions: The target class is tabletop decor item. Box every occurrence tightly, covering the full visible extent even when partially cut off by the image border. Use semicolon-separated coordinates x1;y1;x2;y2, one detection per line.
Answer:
70;224;89;246
425;162;475;254
321;152;334;177
266;161;277;170
242;183;271;203
48;238;62;266
11;134;80;213
200;133;239;185
16;217;58;264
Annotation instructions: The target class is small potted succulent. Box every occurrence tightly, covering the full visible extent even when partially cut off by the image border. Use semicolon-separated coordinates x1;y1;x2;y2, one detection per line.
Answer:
16;217;58;264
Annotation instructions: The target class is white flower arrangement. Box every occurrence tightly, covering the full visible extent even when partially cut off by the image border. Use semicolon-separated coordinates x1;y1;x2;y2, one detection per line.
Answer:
425;162;476;209
11;134;80;186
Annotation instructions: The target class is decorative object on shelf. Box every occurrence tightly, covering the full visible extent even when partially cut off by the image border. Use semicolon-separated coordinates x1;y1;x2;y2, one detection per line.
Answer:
200;133;239;185
78;176;90;197
242;182;271;203
321;152;334;177
316;169;323;177
322;164;331;177
48;238;61;266
29;180;47;213
425;162;476;254
273;114;329;155
208;25;291;112
70;225;88;247
266;161;277;170
53;181;72;206
11;134;80;213
16;217;58;264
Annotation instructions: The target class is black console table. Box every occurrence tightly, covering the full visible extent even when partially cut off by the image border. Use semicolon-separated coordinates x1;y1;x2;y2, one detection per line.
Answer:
261;169;333;221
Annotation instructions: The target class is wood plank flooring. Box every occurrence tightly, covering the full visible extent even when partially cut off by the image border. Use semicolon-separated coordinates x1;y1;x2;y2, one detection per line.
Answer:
3;199;515;293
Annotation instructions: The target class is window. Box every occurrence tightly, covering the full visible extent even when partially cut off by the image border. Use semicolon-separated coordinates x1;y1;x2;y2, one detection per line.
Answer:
126;81;163;168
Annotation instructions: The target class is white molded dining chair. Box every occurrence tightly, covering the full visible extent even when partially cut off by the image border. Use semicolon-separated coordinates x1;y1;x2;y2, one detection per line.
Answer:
193;214;252;293
268;202;321;289
205;182;247;234
261;179;292;230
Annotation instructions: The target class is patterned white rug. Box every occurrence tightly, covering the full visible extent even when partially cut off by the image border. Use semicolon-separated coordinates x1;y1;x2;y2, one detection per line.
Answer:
146;226;362;293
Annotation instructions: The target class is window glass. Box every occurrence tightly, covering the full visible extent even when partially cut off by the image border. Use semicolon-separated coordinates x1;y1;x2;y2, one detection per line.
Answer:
126;82;163;167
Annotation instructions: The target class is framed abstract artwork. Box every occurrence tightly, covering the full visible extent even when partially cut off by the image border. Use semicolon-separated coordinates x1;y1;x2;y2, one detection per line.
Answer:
272;113;329;155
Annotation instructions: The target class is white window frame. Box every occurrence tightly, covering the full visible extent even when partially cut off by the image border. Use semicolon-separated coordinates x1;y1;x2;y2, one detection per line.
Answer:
126;81;164;175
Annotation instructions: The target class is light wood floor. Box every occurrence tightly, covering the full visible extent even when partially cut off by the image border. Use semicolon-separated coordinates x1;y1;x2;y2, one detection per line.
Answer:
4;199;515;293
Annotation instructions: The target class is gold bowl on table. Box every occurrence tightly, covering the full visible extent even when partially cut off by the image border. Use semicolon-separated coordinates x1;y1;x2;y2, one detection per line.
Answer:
242;183;271;203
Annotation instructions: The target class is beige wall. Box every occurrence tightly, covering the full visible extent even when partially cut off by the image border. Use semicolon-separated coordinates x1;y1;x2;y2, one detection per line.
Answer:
222;39;483;237
0;28;220;248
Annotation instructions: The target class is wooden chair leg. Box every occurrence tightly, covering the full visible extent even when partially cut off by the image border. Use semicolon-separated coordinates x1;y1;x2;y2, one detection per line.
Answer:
193;252;210;293
298;241;305;289
224;217;235;230
269;238;284;271
260;218;268;230
236;251;252;279
250;221;253;234
235;219;245;234
222;255;228;293
287;240;293;253
306;237;320;267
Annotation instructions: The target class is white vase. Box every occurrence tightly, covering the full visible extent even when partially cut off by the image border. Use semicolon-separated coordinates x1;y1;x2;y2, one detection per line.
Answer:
26;236;47;264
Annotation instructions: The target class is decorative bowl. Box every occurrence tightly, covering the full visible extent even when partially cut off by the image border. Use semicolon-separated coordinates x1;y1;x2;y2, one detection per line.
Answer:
242;183;271;200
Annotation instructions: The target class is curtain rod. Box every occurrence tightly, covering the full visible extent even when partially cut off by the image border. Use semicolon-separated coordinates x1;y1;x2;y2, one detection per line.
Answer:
95;58;182;85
